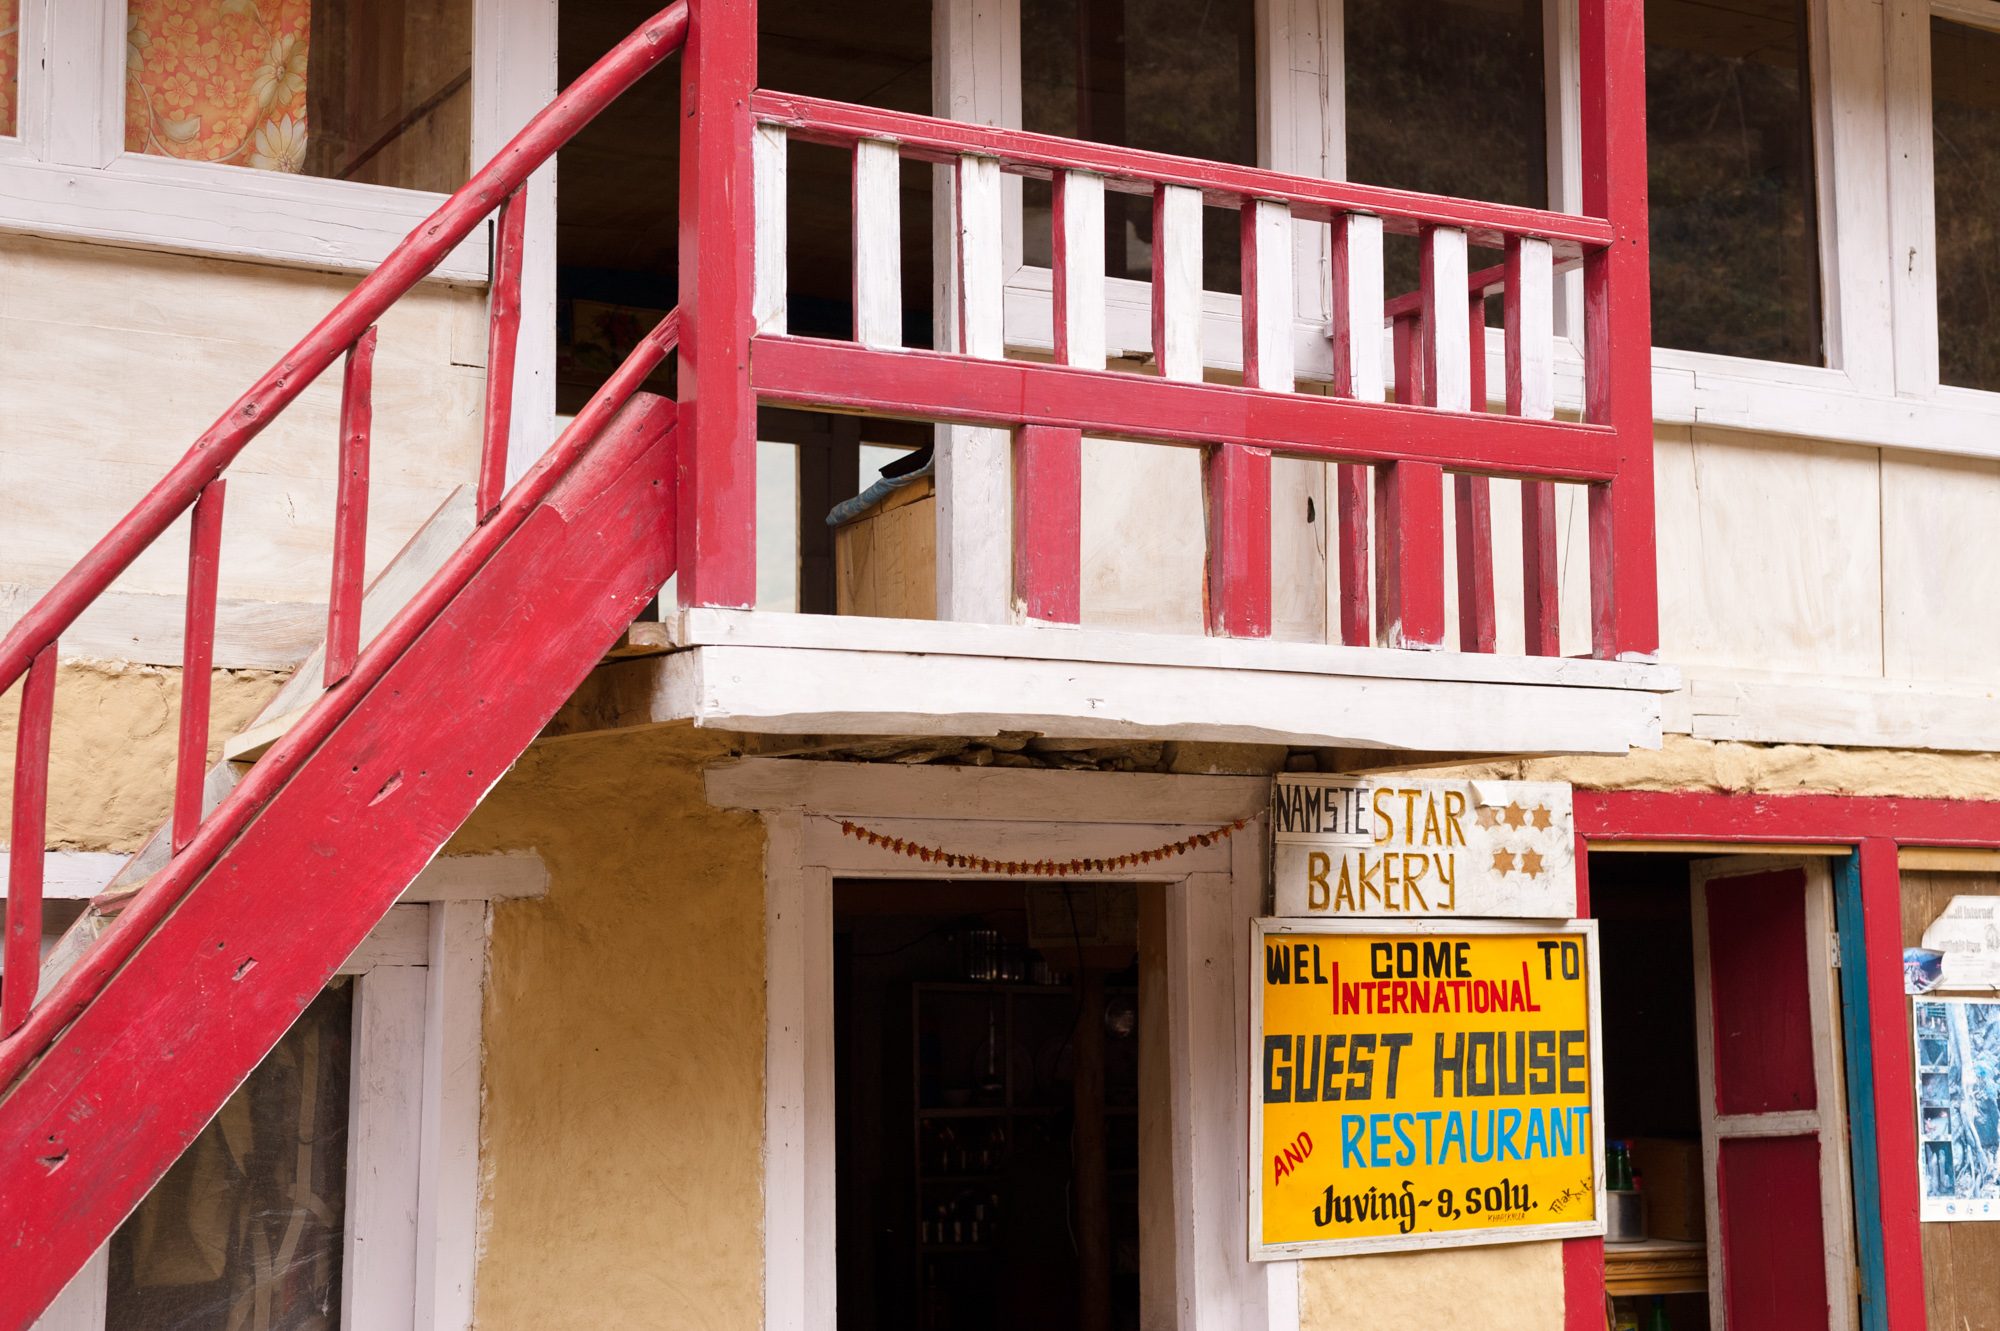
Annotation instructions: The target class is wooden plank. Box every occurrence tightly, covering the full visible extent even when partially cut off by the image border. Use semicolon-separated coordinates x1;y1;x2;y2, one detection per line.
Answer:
852;140;903;349
678;0;758;609
1205;444;1273;638
1521;479;1562;656
173;481;224;855
754;124;789;335
1578;0;1658;660
0;395;680;1328
344;965;425;1331
1243;200;1294;392
1898;847;2000;872
3;645;55;1036
1331;212;1385;403
1053;170;1106;369
415;900;486;1331
1506;236;1556;421
1392;313;1423;407
753;91;1617;252
1012;425;1083;624
1335;464;1370;647
1420;225;1471;412
936;153;1011;624
1372;461;1446;649
751;337;1623;480
1453;475;1497;653
327;327;377;687
477;185;528;521
1151;184;1204;382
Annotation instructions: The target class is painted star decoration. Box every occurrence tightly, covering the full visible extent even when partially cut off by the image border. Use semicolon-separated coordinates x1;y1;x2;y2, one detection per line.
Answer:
1475;802;1557;877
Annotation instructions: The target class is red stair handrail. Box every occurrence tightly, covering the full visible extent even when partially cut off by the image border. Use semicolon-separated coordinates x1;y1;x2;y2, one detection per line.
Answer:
0;2;687;694
0;4;690;1065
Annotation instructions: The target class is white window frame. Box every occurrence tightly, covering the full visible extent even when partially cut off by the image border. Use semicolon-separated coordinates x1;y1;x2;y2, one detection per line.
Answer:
20;851;549;1331
710;758;1299;1331
931;0;2000;462
0;0;560;485
1885;0;2000;413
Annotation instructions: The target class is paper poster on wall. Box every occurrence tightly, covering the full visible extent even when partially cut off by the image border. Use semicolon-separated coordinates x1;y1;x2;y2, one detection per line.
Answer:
1914;998;2000;1221
1920;897;2000;990
1270;776;1576;919
1249;919;1605;1259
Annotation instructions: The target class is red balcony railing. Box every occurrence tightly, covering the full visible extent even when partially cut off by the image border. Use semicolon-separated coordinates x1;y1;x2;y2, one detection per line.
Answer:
673;0;1657;660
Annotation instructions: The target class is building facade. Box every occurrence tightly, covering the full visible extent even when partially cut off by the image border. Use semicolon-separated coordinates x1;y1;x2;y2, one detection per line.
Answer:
1;0;1997;1327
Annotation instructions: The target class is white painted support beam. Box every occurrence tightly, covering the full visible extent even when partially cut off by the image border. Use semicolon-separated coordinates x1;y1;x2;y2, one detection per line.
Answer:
754;125;789;335
1151;184;1205;382
1331;213;1385;402
851;140;903;348
1054;170;1107;369
1243;199;1295;391
1421;226;1472;411
1506;236;1556;420
936;154;1012;624
345;966;427;1331
415;900;487;1331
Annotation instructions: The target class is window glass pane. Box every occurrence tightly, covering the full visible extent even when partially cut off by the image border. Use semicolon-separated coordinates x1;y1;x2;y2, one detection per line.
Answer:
1933;17;2000;393
1021;0;1256;293
107;982;352;1331
124;0;471;191
1645;0;1822;364
0;0;18;138
1344;0;1548;307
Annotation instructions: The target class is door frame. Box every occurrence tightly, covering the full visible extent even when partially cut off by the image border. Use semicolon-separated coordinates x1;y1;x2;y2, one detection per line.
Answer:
708;757;1300;1331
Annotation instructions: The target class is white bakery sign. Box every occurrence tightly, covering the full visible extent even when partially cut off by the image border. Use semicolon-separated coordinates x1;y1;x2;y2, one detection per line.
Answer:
1270;776;1577;919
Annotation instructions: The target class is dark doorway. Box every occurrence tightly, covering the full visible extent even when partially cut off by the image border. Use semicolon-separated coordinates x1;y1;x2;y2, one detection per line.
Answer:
834;880;1145;1331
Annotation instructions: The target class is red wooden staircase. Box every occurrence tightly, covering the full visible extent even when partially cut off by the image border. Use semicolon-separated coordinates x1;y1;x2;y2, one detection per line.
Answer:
0;10;691;1325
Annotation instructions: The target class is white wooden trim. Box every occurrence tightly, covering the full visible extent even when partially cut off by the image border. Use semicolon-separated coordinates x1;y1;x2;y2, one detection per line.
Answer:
1512;237;1556;420
754;126;790;335
1056;170;1107;369
1246;200;1296;391
1154;185;1205;382
28;1247;108;1331
707;757;1268;824
0;850;128;901
414;900;487;1331
853;141;905;349
341;906;434;972
756;771;1298;1331
1422;227;1471;412
399;852;550;904
1332;213;1385;402
473;0;560;487
344;965;427;1331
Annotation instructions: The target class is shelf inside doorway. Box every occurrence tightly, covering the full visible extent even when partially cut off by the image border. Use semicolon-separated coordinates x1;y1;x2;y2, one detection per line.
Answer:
1603;1238;1706;1297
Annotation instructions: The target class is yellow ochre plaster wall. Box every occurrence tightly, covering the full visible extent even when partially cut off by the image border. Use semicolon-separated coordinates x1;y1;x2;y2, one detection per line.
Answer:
1299;1240;1567;1331
0;661;283;850
448;728;766;1331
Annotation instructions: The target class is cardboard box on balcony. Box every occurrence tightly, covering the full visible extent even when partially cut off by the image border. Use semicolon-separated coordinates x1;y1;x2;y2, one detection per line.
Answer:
834;474;935;619
1627;1136;1705;1242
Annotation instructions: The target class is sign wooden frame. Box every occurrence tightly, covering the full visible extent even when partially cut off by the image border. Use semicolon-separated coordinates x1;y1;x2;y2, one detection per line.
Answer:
1248;916;1607;1260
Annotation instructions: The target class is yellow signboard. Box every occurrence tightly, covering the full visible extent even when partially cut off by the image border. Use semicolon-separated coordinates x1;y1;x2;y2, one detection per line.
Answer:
1249;919;1604;1259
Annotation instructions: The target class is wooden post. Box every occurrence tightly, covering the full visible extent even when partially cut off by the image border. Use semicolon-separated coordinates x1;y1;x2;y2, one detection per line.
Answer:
478;185;528;522
2;645;56;1036
1509;236;1562;656
1331;215;1382;646
174;481;225;854
1855;838;1929;1330
1579;0;1658;660
935;154;1012;623
678;0;760;609
1373;461;1445;650
1206;199;1286;639
1455;287;1496;652
327;327;377;687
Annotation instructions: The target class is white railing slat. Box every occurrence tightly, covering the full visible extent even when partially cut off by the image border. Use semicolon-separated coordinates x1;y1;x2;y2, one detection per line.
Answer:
954;155;1005;359
1151;184;1204;382
1332;213;1384;402
852;139;903;349
1055;170;1106;370
1508;235;1556;420
1422;225;1471;411
1245;198;1294;391
752;125;788;335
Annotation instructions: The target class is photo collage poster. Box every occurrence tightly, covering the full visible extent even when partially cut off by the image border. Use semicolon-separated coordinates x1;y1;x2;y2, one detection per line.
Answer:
1914;997;2000;1221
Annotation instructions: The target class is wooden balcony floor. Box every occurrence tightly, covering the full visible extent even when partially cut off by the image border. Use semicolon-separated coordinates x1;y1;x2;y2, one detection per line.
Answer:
546;608;1678;757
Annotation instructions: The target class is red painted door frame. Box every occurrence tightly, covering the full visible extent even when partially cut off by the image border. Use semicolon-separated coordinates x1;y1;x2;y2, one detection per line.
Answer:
1559;789;1998;1331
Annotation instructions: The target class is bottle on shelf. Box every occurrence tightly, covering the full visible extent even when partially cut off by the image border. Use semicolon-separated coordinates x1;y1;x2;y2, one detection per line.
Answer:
1607;1139;1635;1191
1643;1295;1672;1331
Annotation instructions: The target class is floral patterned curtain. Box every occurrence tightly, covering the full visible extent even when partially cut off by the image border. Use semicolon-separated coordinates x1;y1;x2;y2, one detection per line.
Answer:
125;0;312;173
